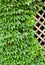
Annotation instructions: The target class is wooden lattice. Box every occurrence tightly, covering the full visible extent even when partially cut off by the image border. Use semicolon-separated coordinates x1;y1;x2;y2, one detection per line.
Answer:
34;5;45;48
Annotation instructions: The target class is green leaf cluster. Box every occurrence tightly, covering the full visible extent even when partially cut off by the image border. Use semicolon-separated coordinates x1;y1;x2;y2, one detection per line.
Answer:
0;0;45;65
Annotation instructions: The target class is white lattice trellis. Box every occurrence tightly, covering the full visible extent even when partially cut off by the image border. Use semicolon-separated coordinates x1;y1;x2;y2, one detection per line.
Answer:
34;4;45;48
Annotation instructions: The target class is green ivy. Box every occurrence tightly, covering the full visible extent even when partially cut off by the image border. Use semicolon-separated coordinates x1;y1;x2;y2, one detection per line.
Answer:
0;0;45;65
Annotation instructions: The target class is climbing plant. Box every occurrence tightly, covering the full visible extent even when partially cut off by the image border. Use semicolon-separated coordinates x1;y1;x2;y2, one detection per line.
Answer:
0;0;45;65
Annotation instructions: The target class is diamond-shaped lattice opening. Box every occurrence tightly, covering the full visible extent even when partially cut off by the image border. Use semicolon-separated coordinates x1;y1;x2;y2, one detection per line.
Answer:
34;6;45;47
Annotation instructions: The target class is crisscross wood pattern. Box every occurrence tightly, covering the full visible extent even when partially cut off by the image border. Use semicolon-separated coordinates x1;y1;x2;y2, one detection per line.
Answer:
34;5;45;47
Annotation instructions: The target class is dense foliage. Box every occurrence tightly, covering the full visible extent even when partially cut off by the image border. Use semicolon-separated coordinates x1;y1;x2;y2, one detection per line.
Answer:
0;0;45;65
